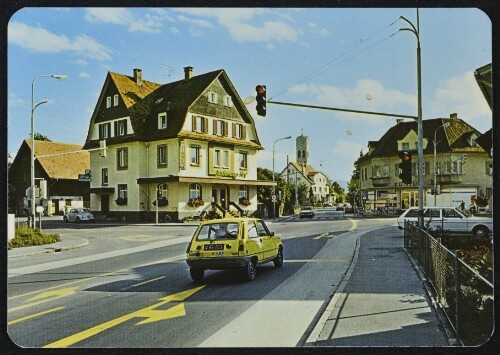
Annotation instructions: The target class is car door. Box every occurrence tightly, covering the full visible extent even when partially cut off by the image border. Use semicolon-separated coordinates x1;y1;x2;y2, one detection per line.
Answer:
442;208;468;233
255;220;276;260
243;220;264;261
424;208;441;230
68;209;77;222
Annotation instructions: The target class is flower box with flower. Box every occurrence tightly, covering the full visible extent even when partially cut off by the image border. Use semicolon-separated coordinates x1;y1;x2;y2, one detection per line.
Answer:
115;197;128;205
188;198;205;207
153;198;168;207
239;197;251;206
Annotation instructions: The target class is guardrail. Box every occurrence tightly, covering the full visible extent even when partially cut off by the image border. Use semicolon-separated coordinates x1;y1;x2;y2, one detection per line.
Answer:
403;222;493;346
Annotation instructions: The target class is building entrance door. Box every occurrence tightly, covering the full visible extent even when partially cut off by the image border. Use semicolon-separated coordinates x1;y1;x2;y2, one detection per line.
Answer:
101;194;109;213
401;190;418;210
212;185;229;210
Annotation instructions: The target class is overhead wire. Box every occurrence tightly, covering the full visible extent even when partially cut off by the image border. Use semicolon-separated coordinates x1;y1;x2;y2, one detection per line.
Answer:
268;17;402;101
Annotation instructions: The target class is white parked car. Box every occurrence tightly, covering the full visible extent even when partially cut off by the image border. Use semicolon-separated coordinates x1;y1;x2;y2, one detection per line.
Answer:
397;206;492;238
63;207;94;223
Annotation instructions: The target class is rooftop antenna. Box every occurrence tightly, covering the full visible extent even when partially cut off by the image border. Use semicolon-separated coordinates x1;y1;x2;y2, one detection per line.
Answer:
160;64;173;82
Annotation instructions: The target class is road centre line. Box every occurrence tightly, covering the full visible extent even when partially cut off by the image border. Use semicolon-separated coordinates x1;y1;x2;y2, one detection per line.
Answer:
8;254;186;301
285;259;351;263
124;276;166;290
8;307;66;325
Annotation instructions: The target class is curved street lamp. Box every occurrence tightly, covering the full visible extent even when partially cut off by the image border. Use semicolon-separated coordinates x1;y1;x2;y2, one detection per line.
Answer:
30;74;68;228
399;11;424;228
272;136;292;221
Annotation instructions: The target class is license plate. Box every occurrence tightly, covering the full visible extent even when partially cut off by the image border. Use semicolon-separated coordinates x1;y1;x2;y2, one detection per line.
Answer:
204;244;224;251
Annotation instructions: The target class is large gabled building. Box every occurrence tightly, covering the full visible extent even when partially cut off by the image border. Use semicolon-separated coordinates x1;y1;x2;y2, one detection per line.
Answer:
83;67;274;222
356;114;492;212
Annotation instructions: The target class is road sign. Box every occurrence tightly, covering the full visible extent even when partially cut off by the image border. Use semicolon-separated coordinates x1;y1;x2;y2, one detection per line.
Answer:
85;169;91;175
272;195;277;202
78;174;91;182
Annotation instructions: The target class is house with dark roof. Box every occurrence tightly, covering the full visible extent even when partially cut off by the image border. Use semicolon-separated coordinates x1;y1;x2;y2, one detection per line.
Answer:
279;162;331;205
356;114;492;212
83;67;274;221
8;140;90;215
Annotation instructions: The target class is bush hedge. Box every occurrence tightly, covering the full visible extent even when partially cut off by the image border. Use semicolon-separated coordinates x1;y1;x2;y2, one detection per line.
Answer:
8;226;61;249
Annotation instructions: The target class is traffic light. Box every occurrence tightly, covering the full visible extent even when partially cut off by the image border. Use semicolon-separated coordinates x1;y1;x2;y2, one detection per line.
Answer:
255;85;266;117
399;150;412;184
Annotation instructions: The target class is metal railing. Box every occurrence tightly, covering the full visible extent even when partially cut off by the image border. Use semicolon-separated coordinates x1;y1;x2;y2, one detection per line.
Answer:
404;222;493;346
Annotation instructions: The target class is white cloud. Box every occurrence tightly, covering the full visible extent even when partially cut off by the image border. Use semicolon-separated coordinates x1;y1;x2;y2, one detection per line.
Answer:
308;22;329;37
84;8;164;33
8;92;25;108
428;71;491;127
265;43;275;50
174;8;298;43
8;21;112;61
79;72;91;79
170;27;180;35
73;59;88;66
177;15;213;28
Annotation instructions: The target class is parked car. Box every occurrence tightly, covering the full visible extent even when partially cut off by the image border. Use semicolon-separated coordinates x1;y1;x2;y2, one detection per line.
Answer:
186;218;283;282
397;206;492;238
344;203;354;213
63;207;94;223
336;203;344;211
299;206;316;218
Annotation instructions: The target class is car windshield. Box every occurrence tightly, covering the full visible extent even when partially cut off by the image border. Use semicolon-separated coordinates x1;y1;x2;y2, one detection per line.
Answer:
196;223;239;241
302;207;312;210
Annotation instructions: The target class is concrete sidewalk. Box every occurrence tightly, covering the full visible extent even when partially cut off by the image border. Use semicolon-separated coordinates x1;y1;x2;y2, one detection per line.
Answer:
305;226;454;347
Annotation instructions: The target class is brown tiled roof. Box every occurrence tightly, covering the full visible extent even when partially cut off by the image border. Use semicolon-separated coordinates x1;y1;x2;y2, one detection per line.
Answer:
25;139;89;179
109;72;161;108
357;116;486;163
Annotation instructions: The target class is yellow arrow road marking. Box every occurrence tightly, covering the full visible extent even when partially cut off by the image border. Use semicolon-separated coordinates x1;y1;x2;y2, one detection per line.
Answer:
313;233;335;240
9;287;79;313
8;307;66;325
43;285;205;348
348;218;358;231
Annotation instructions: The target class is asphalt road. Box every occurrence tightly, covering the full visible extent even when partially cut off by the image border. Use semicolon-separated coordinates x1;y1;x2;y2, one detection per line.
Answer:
7;209;399;348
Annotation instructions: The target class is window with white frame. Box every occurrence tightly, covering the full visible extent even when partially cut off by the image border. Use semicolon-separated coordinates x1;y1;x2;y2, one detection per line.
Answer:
189;183;202;199
190;145;200;166
113;94;119;106
116;119;127;136
239;185;249;199
215;120;224;136
117;184;128;200
222;150;229;168
158;113;167;129
240;151;248;169
402;142;410;150
383;165;390;177
192;116;207;133
158;183;168;199
224;95;233;107
117;148;128;170
106;96;111;108
208;91;218;104
99;122;111;139
101;168;108;186
214;149;229;168
157;145;167;167
485;161;492;175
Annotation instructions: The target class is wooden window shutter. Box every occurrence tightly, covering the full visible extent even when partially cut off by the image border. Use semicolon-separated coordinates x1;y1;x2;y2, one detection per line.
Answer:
114;121;118;137
99;124;103;139
192;116;197;132
213;120;217;135
203;117;209;133
224;121;228;136
242;125;246;140
232;123;236;137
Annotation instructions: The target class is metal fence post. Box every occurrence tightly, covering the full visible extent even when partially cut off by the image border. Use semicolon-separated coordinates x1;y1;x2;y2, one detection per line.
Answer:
455;250;461;341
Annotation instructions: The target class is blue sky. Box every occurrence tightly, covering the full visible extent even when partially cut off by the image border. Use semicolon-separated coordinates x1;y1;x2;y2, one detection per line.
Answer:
7;7;492;185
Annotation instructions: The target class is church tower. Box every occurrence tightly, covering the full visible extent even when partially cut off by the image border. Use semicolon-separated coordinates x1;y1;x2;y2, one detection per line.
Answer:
296;132;309;165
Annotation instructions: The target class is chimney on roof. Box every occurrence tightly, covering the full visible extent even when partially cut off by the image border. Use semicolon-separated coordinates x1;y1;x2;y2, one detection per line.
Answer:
133;68;142;86
184;66;193;80
450;113;458;119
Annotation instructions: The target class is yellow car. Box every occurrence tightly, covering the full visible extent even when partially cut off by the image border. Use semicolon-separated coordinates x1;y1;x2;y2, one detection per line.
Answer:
186;217;283;281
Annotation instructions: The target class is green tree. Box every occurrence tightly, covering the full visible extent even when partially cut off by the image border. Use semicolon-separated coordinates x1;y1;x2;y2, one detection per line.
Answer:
347;161;360;207
329;179;345;203
33;132;52;141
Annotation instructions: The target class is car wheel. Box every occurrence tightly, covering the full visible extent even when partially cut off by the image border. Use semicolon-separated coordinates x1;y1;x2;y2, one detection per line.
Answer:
273;247;283;268
189;268;204;282
473;226;489;239
243;259;257;281
63;216;68;222
76;217;81;223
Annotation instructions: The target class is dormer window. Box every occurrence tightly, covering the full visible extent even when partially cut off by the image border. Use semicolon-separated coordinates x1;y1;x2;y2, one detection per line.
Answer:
158;113;167;129
113;94;119;106
99;122;111;139
208;91;218;104
224;95;233;107
106;96;111;108
402;142;410;150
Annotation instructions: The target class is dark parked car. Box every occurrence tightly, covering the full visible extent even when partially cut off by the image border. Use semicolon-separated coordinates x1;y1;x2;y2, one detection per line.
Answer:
299;206;315;218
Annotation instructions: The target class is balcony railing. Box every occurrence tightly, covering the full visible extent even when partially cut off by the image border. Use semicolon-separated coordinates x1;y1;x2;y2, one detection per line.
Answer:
370;176;391;187
436;172;463;184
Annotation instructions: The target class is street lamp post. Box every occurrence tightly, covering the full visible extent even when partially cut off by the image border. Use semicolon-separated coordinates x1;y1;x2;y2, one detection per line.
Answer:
272;136;292;221
30;74;68;228
433;122;450;206
400;10;424;228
